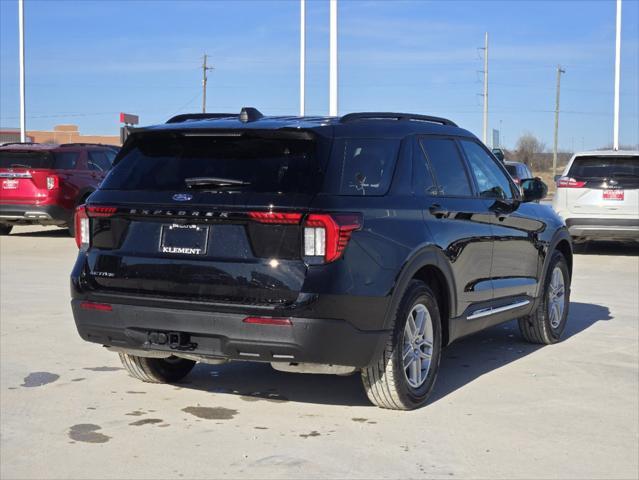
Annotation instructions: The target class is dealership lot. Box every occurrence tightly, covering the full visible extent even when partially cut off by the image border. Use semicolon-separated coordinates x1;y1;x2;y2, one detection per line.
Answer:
1;226;637;480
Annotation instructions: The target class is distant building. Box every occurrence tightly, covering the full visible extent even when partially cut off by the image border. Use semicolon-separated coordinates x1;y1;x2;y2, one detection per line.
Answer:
0;125;120;146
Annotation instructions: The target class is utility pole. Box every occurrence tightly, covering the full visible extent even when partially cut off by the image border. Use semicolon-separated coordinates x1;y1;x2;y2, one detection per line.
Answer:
613;0;622;150
553;65;566;176
18;0;26;142
481;32;489;145
300;0;306;117
329;0;338;116
201;54;214;113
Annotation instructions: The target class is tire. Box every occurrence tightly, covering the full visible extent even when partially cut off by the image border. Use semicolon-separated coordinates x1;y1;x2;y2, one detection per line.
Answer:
0;225;13;236
119;353;196;383
518;251;571;344
67;212;76;237
361;280;442;410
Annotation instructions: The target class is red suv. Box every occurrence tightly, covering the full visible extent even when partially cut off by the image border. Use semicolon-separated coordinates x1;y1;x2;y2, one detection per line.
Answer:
0;143;117;235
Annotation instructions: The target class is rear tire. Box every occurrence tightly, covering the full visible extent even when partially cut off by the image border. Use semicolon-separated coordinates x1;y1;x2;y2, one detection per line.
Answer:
67;212;76;237
361;280;442;410
0;225;13;236
518;251;570;344
119;353;196;383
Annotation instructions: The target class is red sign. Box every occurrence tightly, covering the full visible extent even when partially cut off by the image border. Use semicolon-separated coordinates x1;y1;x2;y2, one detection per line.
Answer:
603;189;624;201
119;112;139;125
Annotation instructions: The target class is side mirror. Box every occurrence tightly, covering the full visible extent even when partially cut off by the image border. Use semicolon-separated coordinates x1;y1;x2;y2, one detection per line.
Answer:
520;177;547;202
553;174;562;183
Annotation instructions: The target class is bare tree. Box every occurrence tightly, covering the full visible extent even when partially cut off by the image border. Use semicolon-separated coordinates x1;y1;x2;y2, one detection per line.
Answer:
515;133;546;170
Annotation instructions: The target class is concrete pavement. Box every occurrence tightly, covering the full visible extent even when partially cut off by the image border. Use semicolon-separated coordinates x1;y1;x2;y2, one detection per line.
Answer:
1;226;637;479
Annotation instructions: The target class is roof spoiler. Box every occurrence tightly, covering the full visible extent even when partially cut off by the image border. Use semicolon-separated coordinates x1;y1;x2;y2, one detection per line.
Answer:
166;107;265;124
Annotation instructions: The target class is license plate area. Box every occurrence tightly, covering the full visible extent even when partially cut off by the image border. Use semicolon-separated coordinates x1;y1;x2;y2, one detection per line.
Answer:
160;224;209;256
2;179;19;190
603;189;624;201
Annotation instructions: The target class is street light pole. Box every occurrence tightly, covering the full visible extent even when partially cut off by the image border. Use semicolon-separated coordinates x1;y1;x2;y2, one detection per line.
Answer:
300;0;305;117
613;0;622;151
329;0;338;116
18;0;26;142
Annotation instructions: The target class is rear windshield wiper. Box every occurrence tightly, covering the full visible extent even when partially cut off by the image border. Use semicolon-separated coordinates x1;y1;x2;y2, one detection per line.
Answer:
185;176;251;188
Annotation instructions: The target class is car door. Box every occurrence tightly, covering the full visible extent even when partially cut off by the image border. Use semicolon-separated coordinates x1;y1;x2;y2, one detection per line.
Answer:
414;135;495;316
458;139;543;301
87;150;113;187
53;149;83;210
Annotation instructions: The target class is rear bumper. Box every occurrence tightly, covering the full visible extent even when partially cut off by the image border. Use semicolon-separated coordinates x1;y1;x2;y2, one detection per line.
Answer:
0;203;70;225
71;298;387;368
565;218;639;241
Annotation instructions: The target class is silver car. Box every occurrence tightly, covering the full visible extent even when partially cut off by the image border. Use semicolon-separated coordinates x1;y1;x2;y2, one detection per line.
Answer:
552;150;639;243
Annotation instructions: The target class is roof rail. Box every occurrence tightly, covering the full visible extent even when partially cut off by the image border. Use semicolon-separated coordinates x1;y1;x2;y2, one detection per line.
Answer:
339;112;457;127
0;142;40;146
59;143;117;148
166;113;236;124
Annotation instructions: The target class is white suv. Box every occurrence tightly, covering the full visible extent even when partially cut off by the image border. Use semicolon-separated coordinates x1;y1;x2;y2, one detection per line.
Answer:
552;150;639;243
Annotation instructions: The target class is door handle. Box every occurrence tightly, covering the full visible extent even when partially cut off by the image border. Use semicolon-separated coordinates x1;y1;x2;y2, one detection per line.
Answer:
429;204;450;219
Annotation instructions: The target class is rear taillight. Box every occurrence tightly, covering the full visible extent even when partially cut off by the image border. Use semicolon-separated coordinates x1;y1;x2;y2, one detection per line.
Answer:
513;178;521;185
86;206;117;217
46;175;58;190
557;177;586;188
304;214;362;263
75;205;90;249
248;212;302;224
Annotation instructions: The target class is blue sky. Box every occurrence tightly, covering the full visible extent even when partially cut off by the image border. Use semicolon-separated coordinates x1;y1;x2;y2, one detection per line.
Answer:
1;0;637;150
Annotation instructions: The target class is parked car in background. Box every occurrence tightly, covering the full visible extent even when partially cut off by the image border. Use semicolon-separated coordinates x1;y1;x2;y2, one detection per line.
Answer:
504;161;534;186
0;143;117;235
491;148;506;163
71;108;571;410
553;150;639;243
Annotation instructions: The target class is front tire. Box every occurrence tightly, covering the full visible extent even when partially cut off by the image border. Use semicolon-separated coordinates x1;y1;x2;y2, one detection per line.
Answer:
119;353;196;383
0;225;13;236
518;251;570;344
361;280;442;410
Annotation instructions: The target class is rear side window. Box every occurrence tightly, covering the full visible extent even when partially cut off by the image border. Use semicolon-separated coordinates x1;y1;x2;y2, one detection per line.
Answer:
326;138;399;196
419;138;472;197
0;151;54;169
88;151;112;172
102;133;321;193
568;156;638;179
54;152;80;169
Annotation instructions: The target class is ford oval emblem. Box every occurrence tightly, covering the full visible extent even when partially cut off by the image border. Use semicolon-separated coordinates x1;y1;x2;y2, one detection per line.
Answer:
172;193;193;202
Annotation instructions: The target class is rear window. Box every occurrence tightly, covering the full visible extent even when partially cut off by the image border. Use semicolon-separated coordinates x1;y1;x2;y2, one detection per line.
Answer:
325;138;399;196
505;165;517;176
0;151;54;169
568;156;638;179
102;133;321;193
54;152;80;169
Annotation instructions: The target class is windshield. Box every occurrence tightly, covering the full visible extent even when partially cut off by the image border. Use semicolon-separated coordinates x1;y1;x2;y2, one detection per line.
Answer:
0;151;55;169
101;133;322;193
568;156;638;179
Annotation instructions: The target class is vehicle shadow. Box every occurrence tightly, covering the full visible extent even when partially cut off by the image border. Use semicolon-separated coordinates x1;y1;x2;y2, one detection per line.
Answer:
9;228;69;238
428;301;611;404
177;301;610;408
574;241;639;256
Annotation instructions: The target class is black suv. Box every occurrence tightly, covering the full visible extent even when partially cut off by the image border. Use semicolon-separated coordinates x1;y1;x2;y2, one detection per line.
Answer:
71;109;572;410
